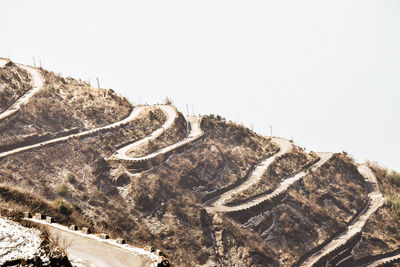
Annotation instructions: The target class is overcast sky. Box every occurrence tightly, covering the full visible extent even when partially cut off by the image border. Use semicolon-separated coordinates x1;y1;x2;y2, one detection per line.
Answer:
1;0;399;171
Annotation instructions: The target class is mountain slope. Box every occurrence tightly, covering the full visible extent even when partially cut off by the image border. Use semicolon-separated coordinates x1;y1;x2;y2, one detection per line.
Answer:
0;59;399;266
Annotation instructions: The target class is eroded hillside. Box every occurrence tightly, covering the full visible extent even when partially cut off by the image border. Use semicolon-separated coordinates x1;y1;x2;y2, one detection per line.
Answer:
0;59;399;267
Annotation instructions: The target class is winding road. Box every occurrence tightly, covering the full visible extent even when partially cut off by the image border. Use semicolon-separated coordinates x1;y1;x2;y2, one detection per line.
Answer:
0;60;44;121
110;105;178;161
300;165;385;267
204;138;332;213
0;59;390;267
203;136;385;267
0;60;169;266
109;109;203;162
0;59;204;266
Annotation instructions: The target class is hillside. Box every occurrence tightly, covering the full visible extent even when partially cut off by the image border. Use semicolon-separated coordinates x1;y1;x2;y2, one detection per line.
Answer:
0;61;132;148
0;61;32;113
0;58;399;266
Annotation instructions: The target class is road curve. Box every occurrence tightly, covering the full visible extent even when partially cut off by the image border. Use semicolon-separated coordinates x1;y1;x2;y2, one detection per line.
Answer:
204;138;292;212
109;109;203;162
27;218;160;267
300;165;385;267
0;60;44;121
110;105;179;160
204;138;333;213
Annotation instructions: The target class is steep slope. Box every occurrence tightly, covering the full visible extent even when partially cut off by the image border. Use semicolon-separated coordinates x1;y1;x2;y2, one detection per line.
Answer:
0;61;32;114
0;63;132;148
299;165;384;266
322;163;400;267
0;59;399;266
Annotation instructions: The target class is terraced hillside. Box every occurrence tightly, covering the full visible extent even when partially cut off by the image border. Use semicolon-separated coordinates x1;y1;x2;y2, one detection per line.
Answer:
0;58;399;266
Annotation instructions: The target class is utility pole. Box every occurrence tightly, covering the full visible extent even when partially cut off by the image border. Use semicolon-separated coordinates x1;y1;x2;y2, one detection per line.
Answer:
96;77;100;89
186;104;189;116
270;125;273;136
39;60;42;69
192;105;194;115
33;57;36;67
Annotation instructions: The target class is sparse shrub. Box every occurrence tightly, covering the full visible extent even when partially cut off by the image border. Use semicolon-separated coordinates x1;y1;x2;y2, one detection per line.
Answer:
149;110;155;121
387;170;400;186
385;193;400;218
147;139;156;151
386;224;397;233
164;97;173;105
55;183;69;196
65;172;76;183
4;209;24;222
216;115;225;121
53;198;72;216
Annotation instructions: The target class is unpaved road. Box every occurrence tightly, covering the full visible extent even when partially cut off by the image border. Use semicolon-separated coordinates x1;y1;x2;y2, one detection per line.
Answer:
300;165;385;267
111;108;203;161
0;61;44;121
0;60;164;266
204;138;333;213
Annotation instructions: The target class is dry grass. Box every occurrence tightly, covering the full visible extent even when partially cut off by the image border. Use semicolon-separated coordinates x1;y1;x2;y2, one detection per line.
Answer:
1;65;393;266
121;117;280;265
0;68;132;146
230;153;369;266
358;162;400;257
227;146;318;205
0;183;87;227
0;108;166;250
127;111;187;157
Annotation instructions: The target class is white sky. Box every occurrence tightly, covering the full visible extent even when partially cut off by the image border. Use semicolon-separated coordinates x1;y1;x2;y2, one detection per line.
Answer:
1;0;399;171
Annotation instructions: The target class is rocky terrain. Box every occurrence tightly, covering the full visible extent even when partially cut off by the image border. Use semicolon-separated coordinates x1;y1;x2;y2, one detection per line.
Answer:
0;58;399;266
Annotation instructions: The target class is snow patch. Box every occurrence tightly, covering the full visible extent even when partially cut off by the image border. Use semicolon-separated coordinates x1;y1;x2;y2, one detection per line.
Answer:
0;217;42;265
